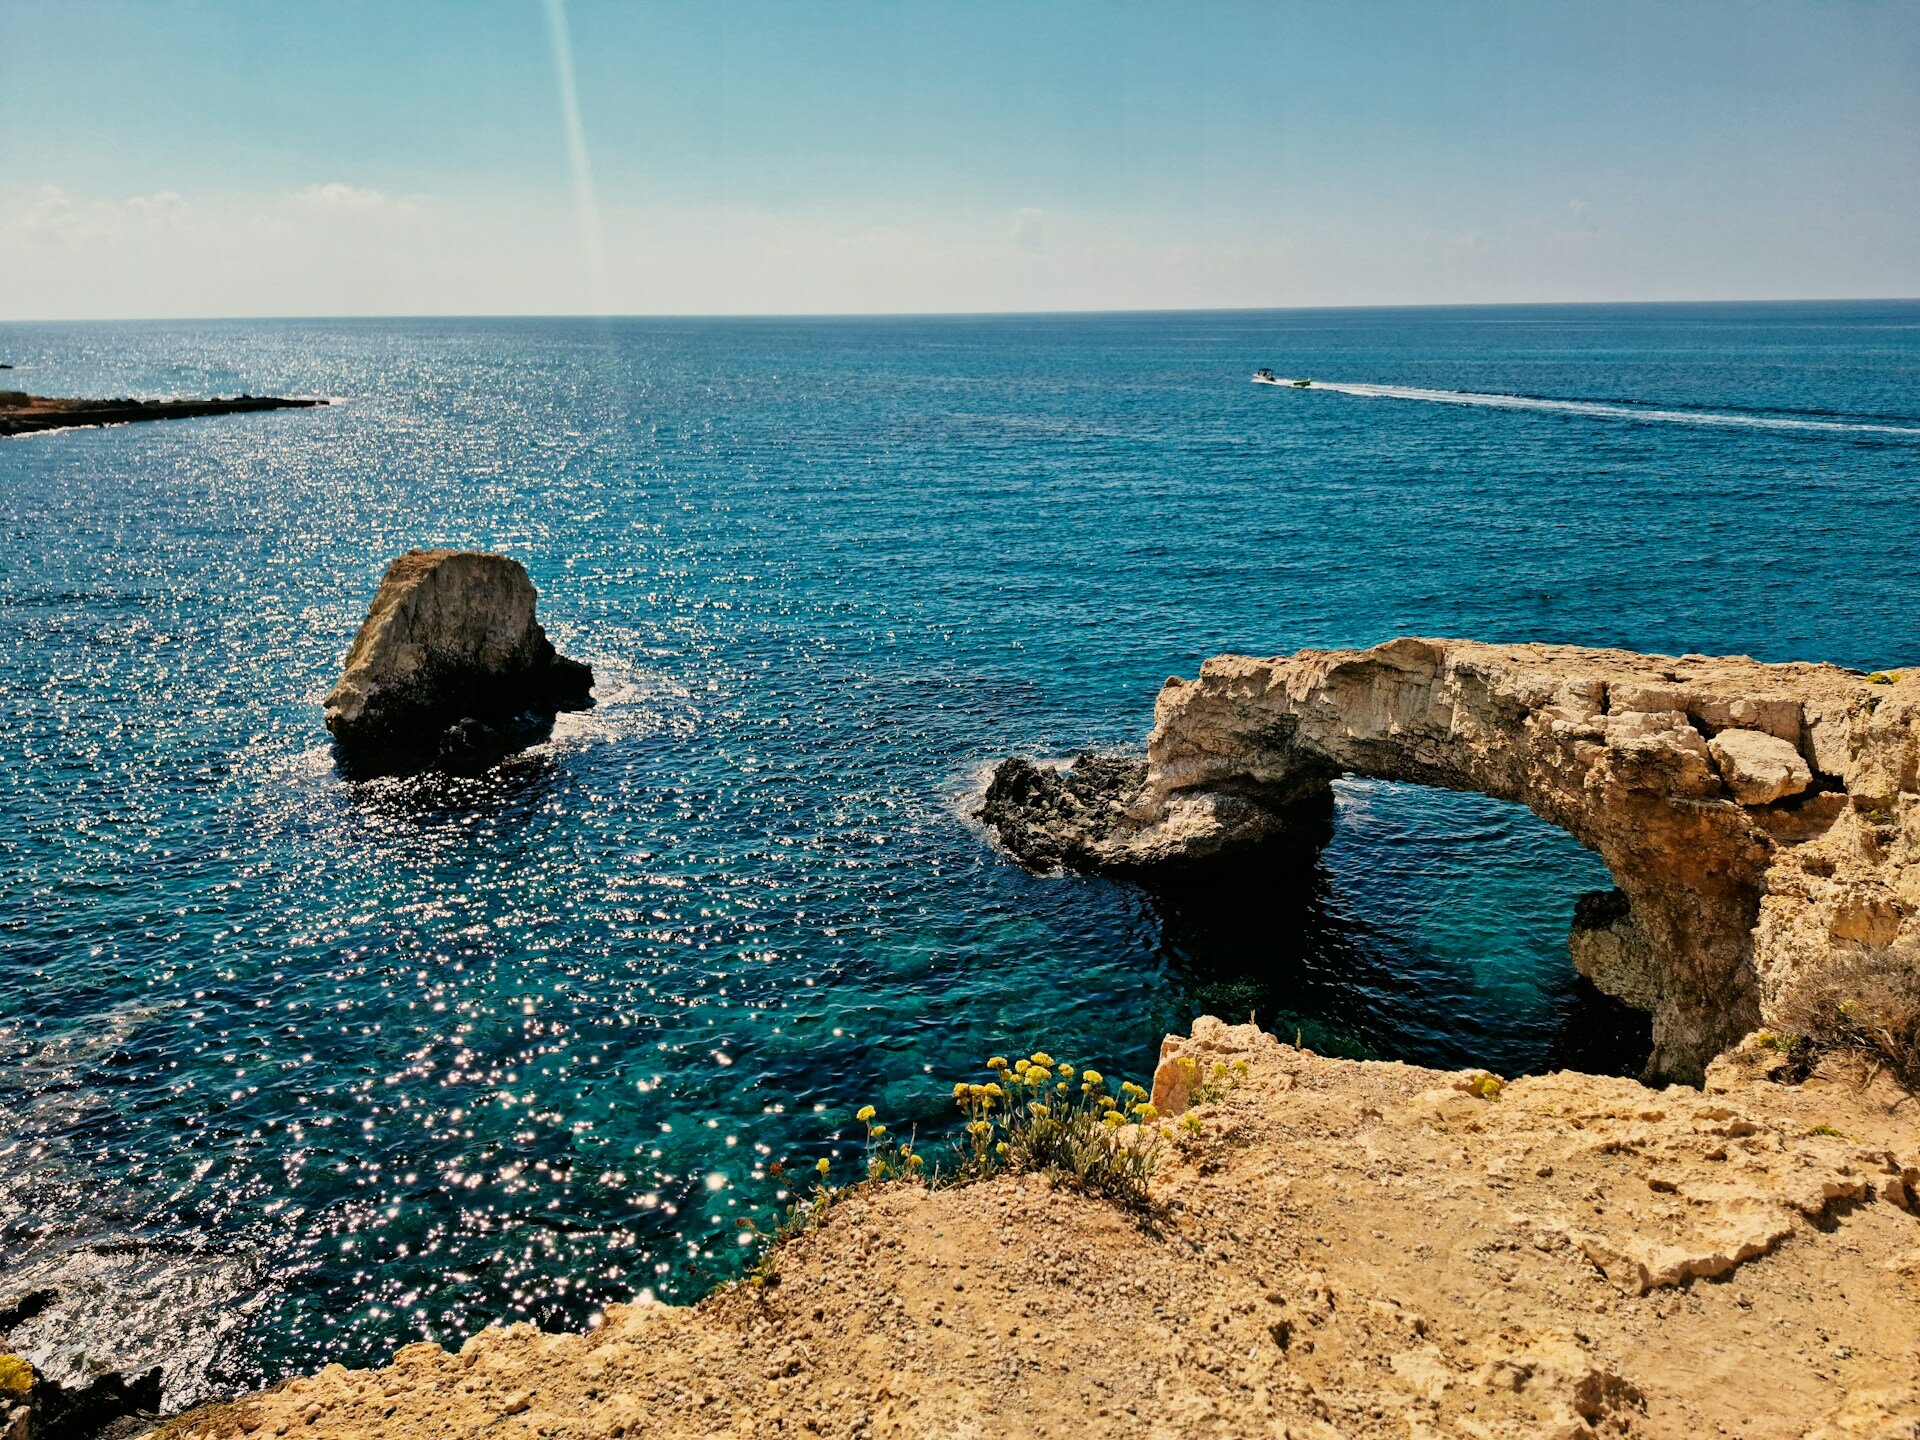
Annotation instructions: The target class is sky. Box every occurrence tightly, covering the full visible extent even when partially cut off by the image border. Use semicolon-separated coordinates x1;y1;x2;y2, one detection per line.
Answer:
2;0;1917;319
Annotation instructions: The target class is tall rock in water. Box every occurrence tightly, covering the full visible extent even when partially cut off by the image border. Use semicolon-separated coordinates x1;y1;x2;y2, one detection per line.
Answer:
324;549;593;774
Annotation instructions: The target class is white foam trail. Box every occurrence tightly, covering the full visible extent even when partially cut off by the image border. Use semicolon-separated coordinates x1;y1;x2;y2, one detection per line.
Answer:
544;0;611;310
1258;378;1920;437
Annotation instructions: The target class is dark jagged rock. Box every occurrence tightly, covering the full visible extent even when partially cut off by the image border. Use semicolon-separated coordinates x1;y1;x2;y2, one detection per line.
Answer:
1;1315;162;1440
323;549;593;776
0;392;325;437
29;1368;163;1440
979;753;1333;875
0;1292;53;1333
979;754;1149;873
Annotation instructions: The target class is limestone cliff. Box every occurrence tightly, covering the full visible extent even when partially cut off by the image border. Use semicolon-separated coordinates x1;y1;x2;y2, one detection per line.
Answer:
981;638;1920;1084
323;550;593;774
144;1020;1920;1440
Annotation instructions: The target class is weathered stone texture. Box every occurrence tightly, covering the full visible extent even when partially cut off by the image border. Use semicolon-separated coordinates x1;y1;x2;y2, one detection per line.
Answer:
982;637;1920;1083
324;549;592;773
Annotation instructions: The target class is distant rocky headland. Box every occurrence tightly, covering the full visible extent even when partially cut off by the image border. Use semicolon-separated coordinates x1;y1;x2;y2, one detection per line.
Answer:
0;391;325;437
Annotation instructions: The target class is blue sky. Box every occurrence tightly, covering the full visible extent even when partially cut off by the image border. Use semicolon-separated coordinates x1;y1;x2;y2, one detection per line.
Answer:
3;0;1916;317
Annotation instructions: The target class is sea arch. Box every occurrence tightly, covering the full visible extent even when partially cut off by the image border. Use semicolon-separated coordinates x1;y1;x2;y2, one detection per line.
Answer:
981;637;1914;1083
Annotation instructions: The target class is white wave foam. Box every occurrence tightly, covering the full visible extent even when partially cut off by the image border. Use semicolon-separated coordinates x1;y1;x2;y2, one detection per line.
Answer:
1260;378;1920;437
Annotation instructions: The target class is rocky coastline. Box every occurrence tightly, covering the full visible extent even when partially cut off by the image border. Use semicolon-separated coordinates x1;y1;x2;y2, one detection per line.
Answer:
132;1019;1920;1439
0;393;326;438
980;638;1920;1088
3;1286;162;1440
14;633;1915;1436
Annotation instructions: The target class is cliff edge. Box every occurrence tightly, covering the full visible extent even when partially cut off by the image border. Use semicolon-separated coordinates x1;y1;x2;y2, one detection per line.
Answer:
146;1020;1918;1440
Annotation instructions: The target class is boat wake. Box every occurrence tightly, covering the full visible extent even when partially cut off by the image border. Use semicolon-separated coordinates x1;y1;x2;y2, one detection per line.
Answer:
1255;377;1920;437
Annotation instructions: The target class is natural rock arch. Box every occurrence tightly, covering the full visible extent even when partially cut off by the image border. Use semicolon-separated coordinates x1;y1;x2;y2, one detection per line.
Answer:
981;637;1919;1083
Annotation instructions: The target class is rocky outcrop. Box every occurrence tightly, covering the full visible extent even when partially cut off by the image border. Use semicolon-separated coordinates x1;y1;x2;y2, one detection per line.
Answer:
0;392;325;438
2;1289;162;1440
143;1018;1920;1440
324;550;593;775
982;638;1920;1084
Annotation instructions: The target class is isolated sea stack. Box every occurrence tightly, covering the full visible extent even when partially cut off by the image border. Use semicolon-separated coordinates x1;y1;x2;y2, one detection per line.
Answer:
324;549;593;775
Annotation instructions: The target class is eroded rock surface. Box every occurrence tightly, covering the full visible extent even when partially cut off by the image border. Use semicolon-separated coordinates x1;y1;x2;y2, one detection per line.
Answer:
148;1019;1920;1440
982;638;1920;1083
323;550;592;775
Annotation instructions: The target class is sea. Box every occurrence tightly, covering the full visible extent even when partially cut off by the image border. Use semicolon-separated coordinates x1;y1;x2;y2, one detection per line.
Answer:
3;301;1918;1403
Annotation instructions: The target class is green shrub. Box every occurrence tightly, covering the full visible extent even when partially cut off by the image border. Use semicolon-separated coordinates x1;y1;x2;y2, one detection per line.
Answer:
739;1047;1170;1284
947;1052;1161;1208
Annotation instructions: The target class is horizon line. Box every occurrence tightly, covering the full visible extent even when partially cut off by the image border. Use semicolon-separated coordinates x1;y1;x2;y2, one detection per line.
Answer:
4;295;1920;328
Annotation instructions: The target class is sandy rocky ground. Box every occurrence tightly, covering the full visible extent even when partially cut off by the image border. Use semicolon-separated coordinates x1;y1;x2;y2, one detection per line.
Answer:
148;1020;1919;1440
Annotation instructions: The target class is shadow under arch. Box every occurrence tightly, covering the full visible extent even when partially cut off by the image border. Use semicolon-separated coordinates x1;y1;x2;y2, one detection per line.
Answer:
1141;779;1654;1079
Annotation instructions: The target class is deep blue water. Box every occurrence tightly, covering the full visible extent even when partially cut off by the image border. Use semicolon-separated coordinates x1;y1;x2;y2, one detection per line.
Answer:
3;302;1918;1400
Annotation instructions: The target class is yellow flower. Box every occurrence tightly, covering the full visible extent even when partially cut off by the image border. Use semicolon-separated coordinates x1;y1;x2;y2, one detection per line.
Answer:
1101;1111;1125;1129
982;1082;1006;1099
856;1105;876;1122
1130;1102;1158;1122
1211;1062;1229;1079
1057;1062;1073;1077
952;1081;969;1100
1029;1051;1054;1069
1082;1069;1103;1086
907;1153;925;1169
987;1056;1009;1071
1029;1103;1050;1119
870;1124;887;1137
815;1157;830;1175
1120;1081;1147;1100
995;1141;1008;1156
968;1120;991;1137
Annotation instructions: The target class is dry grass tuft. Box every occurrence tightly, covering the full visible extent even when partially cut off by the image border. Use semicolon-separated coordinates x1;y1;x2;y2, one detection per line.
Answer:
1770;942;1920;1092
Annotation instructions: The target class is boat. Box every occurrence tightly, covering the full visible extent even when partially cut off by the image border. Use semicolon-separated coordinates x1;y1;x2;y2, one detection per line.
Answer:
1251;369;1312;388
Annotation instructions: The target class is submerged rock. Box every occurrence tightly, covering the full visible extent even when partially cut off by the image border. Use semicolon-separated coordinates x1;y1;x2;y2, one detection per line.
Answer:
324;549;593;775
979;636;1920;1084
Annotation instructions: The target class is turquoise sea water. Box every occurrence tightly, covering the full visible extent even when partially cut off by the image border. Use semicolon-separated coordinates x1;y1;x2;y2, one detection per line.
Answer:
3;302;1918;1400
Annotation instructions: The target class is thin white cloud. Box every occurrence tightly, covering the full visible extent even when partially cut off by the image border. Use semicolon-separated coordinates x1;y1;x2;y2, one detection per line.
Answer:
13;186;193;243
290;182;417;216
1010;207;1045;250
